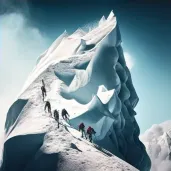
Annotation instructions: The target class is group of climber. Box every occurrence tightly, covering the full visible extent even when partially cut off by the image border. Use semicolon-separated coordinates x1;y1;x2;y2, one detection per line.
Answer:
41;79;70;128
79;122;96;142
53;109;70;128
41;79;96;143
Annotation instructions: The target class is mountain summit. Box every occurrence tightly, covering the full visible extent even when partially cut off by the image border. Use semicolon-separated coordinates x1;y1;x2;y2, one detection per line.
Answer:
1;11;150;171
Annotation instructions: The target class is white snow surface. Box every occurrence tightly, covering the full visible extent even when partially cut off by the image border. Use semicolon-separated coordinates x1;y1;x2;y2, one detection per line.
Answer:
140;120;171;171
1;11;150;171
1;65;138;171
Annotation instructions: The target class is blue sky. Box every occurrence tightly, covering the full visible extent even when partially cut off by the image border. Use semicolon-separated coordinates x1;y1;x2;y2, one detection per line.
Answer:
0;0;171;134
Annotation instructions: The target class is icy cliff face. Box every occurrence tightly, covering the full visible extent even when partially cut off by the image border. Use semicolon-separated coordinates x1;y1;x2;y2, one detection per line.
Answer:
140;120;171;171
1;11;150;171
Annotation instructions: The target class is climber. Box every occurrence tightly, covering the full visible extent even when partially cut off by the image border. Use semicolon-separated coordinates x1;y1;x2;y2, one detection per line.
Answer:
54;109;60;128
87;126;96;142
44;101;51;114
61;108;70;121
41;85;47;101
79;122;87;139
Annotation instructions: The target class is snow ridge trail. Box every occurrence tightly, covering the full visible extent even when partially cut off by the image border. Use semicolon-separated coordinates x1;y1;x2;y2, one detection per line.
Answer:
1;63;138;171
48;113;114;158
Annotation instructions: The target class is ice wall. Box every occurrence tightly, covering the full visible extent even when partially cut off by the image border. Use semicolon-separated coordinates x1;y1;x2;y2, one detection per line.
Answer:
55;12;151;171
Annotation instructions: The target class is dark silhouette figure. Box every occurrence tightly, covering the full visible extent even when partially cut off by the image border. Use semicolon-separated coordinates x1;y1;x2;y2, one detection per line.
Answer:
41;85;47;101
54;110;60;128
79;122;87;139
87;126;96;142
44;101;51;114
61;108;70;121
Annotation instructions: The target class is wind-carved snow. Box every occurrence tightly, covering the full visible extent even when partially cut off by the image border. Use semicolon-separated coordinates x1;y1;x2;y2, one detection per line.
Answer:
107;10;115;21
69;28;86;39
1;11;150;171
140;120;171;171
99;16;106;26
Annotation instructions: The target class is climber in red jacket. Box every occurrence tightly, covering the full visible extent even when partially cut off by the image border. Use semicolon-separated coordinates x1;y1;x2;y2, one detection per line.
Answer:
87;126;96;142
79;122;87;139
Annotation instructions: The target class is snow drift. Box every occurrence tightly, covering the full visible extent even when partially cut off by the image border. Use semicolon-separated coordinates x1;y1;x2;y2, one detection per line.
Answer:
140;120;171;171
0;11;150;171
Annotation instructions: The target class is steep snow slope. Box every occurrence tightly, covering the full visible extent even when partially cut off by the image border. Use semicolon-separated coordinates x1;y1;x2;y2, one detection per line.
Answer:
140;120;171;171
1;65;138;171
1;11;150;171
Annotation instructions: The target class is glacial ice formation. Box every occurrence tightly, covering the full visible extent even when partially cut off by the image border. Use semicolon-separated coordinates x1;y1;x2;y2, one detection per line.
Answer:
0;11;150;171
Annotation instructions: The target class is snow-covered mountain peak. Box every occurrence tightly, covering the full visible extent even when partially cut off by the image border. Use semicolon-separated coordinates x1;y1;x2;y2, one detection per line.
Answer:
1;12;151;171
19;13;117;97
